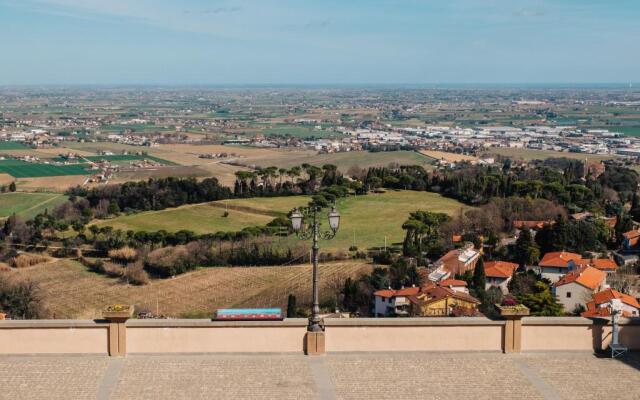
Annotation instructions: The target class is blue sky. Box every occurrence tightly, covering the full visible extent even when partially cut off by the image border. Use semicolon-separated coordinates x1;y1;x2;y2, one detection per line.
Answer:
0;0;638;85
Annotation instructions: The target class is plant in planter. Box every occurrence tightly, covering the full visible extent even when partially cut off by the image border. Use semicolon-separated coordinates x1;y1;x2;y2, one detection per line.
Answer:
103;304;134;320
496;296;529;317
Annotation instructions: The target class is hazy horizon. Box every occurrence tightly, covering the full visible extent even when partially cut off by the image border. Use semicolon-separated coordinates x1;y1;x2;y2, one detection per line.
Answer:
1;0;639;85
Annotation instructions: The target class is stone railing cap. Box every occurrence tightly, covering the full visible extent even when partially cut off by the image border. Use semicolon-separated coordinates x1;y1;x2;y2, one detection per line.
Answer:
323;317;506;326
0;319;109;328
126;318;309;328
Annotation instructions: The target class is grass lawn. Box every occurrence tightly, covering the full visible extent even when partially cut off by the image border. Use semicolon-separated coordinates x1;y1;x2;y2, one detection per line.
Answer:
481;148;619;162
95;191;469;250
262;125;340;138
598;126;640;137
0;160;91;178
92;202;285;234
0;192;68;219
0;141;29;150
254;150;435;172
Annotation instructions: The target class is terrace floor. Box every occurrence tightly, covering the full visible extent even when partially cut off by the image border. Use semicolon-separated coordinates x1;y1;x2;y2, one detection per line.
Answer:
0;351;638;399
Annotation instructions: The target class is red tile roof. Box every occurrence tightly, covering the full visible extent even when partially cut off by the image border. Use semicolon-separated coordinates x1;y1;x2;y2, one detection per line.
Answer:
439;279;467;287
539;251;583;269
484;261;518;279
552;266;606;290
592;288;640;309
589;258;617;272
582;289;640;318
435;246;480;275
373;287;420;298
513;220;551;230
623;230;640;240
408;286;480;307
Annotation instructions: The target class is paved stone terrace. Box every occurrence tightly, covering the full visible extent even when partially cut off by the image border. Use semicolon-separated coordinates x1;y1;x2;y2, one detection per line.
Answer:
0;352;638;399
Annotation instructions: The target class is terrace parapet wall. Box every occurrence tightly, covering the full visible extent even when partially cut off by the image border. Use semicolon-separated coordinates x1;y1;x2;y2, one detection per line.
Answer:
0;317;638;356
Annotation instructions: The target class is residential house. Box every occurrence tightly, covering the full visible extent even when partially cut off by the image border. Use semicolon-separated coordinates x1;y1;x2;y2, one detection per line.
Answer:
552;266;607;313
536;251;584;282
588;258;617;274
408;286;480;317
484;261;518;293
622;230;640;251
613;251;639;266
438;279;469;294
581;288;640;318
428;244;480;282
373;286;420;317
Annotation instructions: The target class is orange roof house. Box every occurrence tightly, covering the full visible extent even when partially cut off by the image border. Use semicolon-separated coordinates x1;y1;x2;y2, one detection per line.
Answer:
373;286;421;317
553;266;607;291
539;251;584;269
552;265;608;313
582;288;640;318
429;245;480;282
484;261;518;279
588;258;617;273
622;230;640;250
484;261;518;293
408;286;480;317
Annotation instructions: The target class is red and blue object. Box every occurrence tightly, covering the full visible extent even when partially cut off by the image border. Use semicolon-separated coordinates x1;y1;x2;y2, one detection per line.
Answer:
214;308;283;321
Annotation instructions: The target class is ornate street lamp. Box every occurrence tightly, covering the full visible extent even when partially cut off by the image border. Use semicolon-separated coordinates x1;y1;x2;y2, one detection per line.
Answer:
289;205;340;332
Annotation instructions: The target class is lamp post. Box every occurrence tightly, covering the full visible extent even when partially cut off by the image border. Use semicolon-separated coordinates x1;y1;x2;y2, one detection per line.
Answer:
289;205;340;332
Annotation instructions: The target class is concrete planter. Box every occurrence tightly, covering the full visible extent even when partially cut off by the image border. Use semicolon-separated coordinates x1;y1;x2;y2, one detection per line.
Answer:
103;305;133;320
496;305;529;317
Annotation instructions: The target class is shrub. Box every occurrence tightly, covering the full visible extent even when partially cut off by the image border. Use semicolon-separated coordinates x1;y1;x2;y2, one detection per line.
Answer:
123;261;149;285
0;276;44;319
9;253;51;269
108;246;138;263
145;245;195;277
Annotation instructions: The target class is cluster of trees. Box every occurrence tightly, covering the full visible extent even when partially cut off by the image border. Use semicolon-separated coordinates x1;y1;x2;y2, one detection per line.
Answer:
401;211;450;259
535;216;611;255
363;161;639;213
143;238;307;278
69;177;232;214
0;182;16;193
0;276;44;319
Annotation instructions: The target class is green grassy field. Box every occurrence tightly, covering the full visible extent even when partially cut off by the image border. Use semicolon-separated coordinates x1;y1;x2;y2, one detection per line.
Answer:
0;141;29;150
0;160;91;178
262;125;340;139
481;148;619;162
0;192;68;219
255;150;435;172
95;191;469;250
602;126;640;136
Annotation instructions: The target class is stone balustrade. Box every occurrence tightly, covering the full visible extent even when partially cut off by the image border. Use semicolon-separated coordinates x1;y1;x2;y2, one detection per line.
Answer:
0;317;638;356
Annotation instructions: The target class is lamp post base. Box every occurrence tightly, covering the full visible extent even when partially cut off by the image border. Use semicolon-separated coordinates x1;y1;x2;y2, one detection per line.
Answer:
305;331;325;356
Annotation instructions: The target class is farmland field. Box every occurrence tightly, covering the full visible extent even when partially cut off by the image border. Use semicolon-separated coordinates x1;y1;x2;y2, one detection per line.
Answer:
95;191;469;250
419;150;478;162
0;141;29;150
481;147;619;161
0;159;91;178
0;192;68;219
6;259;374;318
253;150;436;172
83;154;176;165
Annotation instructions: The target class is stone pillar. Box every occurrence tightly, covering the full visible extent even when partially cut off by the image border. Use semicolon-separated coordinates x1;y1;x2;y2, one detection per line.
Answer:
305;331;326;355
503;316;524;353
103;308;132;357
